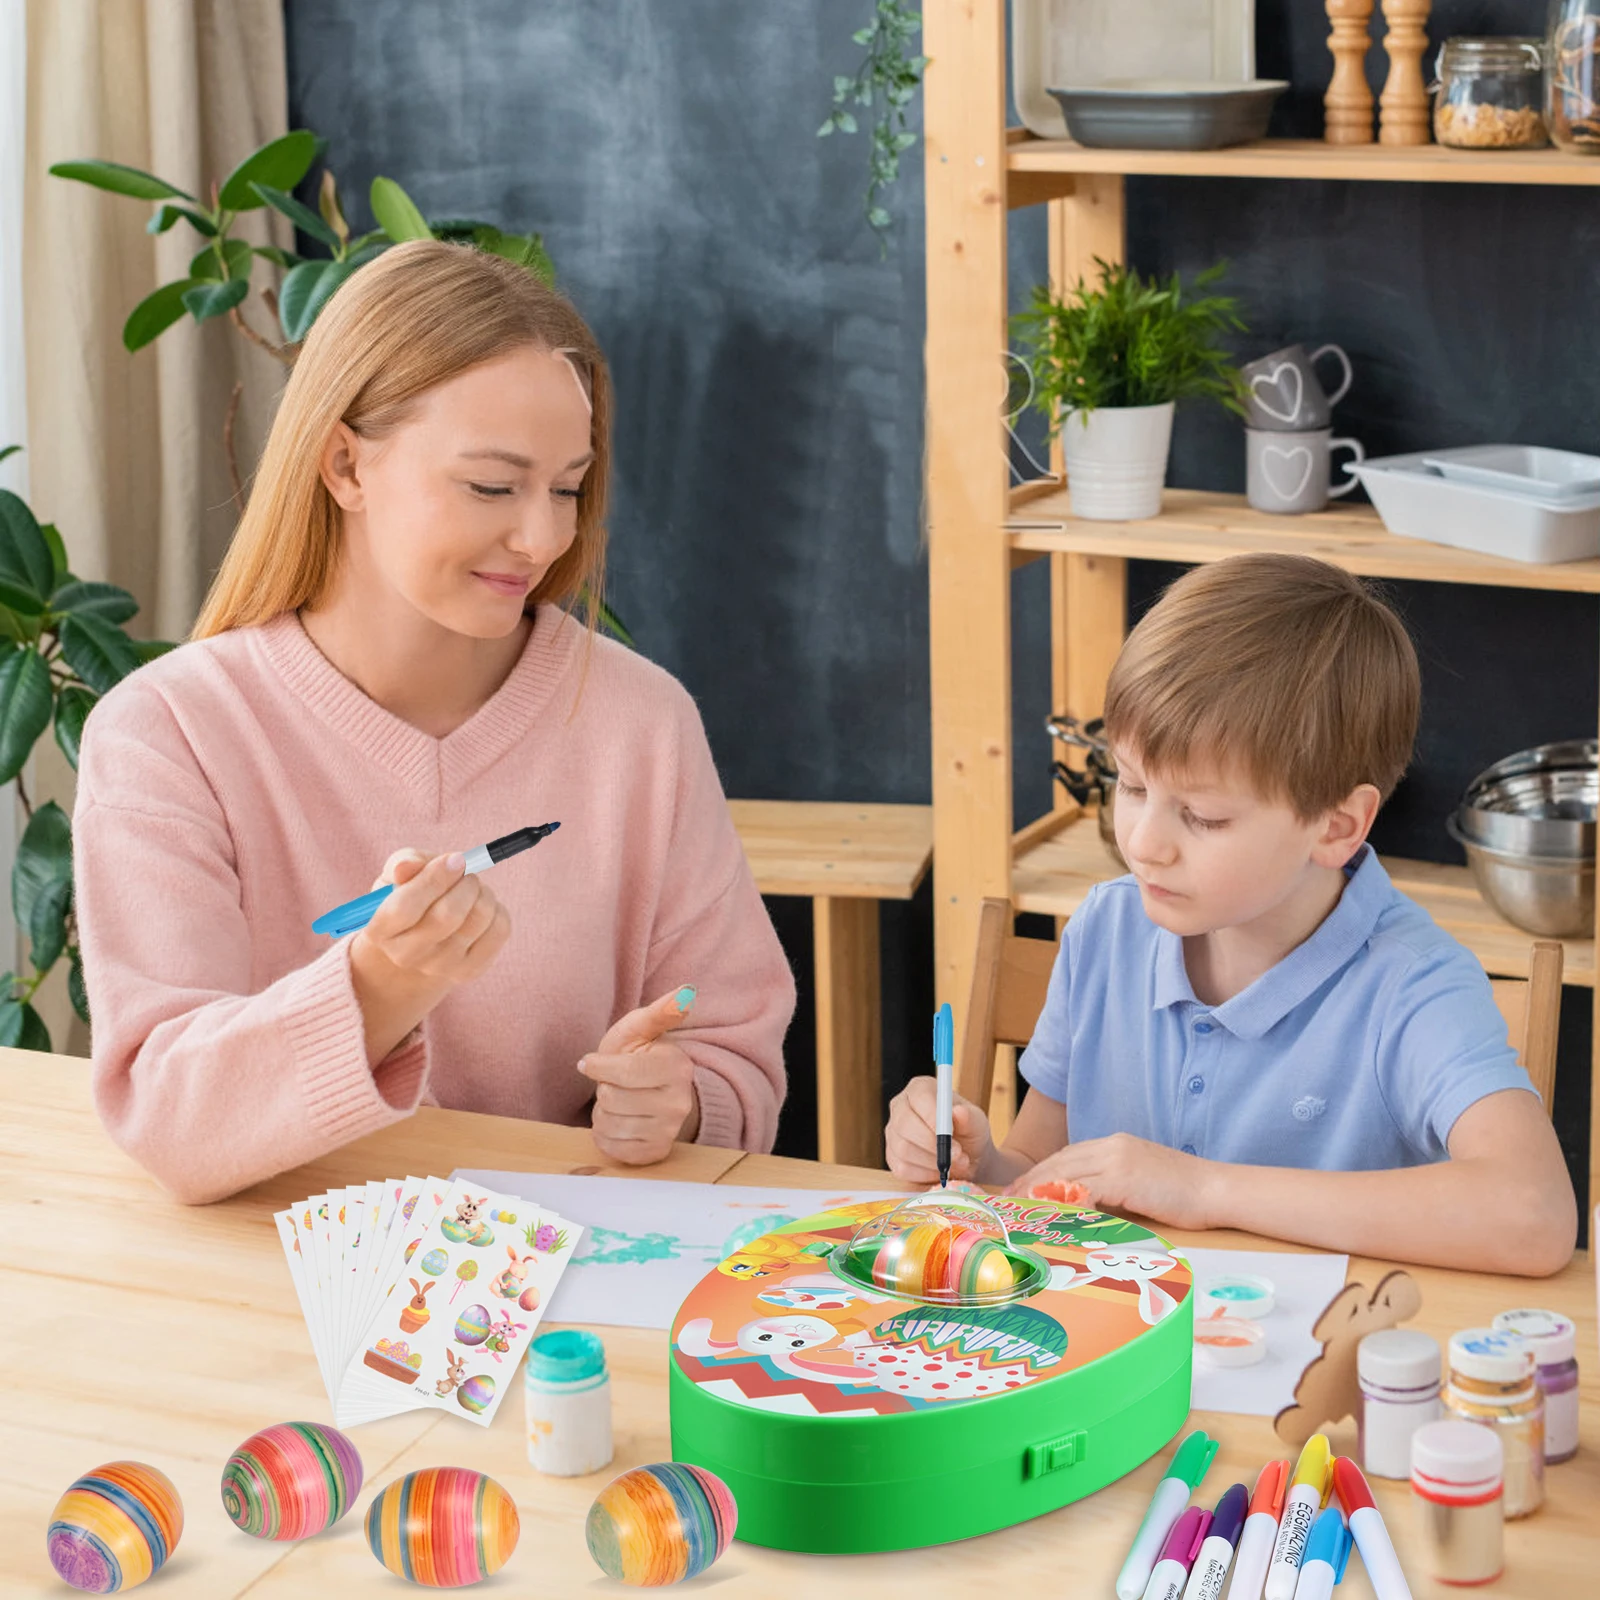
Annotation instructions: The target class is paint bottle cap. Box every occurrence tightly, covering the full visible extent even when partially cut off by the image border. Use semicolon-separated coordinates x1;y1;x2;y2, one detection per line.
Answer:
1410;1419;1503;1495
1492;1308;1576;1365
1193;1311;1267;1368
1196;1272;1275;1320
527;1328;607;1385
1448;1327;1535;1384
1359;1327;1442;1388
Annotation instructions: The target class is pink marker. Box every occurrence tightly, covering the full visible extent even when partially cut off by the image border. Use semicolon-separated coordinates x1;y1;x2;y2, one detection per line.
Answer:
1141;1507;1212;1600
1332;1458;1413;1600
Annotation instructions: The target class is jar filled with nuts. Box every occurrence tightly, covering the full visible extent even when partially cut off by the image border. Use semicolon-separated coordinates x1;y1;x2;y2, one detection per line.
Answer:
1549;0;1600;152
1434;37;1549;148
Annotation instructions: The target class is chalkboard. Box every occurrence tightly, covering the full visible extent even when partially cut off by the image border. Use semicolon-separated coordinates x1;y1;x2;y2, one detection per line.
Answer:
288;1;1592;1205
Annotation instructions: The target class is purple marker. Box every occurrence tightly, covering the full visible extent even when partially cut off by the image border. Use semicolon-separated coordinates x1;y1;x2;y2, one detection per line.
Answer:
1141;1506;1212;1600
1181;1483;1249;1600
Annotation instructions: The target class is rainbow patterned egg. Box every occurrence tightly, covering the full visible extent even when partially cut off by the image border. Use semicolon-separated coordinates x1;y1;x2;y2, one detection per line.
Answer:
419;1248;449;1277
586;1462;737;1587
454;1304;492;1346
365;1466;519;1587
456;1374;495;1414
47;1461;183;1593
220;1421;363;1541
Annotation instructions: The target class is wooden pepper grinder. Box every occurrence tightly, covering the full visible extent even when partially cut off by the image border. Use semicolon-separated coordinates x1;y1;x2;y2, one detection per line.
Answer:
1325;0;1376;144
1379;0;1432;143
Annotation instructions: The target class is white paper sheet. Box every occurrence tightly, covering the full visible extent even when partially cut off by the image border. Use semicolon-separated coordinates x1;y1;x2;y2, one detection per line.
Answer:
455;1170;902;1329
1175;1246;1349;1416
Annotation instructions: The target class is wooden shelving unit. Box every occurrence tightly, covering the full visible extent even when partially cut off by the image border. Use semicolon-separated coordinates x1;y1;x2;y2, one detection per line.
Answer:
923;2;1600;1206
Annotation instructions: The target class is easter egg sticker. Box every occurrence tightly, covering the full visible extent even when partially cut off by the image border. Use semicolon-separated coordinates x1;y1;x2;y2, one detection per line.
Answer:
455;1304;492;1346
518;1285;540;1312
457;1374;495;1414
419;1247;449;1277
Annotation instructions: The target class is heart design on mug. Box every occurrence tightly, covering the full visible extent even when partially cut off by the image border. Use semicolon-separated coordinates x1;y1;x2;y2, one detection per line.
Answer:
1249;362;1304;425
1262;445;1314;501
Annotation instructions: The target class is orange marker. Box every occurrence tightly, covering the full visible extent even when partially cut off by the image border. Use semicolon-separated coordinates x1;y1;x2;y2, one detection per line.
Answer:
1229;1459;1289;1600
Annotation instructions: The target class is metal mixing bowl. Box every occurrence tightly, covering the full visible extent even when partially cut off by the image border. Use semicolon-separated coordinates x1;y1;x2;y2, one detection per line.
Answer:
1447;811;1596;937
1456;767;1598;859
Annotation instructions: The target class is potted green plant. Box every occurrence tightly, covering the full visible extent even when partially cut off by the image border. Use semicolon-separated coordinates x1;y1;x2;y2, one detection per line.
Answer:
1013;259;1247;520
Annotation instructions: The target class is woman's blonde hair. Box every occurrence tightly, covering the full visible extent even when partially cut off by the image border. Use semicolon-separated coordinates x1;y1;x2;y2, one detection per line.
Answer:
1102;553;1420;817
191;239;612;639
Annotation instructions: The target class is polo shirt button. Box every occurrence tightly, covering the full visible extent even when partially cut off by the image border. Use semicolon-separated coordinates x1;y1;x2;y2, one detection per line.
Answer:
1182;1143;1197;1155
1194;1020;1214;1034
1188;1075;1205;1094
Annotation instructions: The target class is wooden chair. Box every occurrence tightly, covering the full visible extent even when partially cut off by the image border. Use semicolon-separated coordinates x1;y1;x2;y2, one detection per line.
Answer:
956;897;1564;1122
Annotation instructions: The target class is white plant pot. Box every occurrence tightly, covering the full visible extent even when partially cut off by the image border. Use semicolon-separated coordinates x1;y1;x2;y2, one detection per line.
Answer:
1061;401;1175;521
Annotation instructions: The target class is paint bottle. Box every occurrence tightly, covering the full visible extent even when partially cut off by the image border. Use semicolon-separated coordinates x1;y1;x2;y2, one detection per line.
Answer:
1492;1308;1580;1464
1358;1327;1442;1480
1410;1419;1504;1585
1440;1328;1544;1517
525;1329;613;1477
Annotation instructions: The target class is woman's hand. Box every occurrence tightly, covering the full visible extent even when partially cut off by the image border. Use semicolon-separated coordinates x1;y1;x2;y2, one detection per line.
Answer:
885;1076;995;1185
1005;1133;1219;1230
349;848;511;1063
582;987;700;1165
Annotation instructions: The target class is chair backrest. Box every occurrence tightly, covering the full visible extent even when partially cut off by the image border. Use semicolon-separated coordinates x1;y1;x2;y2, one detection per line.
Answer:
1489;940;1563;1118
957;899;1563;1124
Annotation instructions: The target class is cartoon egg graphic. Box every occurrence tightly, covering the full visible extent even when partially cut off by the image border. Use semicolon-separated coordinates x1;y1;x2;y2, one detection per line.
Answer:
440;1217;471;1243
403;1238;420;1263
468;1222;495;1247
518;1286;540;1313
454;1305;492;1346
456;1375;495;1415
419;1248;449;1277
492;1209;517;1224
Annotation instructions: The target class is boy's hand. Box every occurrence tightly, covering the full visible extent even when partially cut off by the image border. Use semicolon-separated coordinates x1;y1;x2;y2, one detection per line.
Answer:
1005;1133;1218;1230
885;1076;994;1184
581;987;700;1166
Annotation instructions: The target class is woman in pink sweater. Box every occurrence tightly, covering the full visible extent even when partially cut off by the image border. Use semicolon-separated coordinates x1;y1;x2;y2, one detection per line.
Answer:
73;241;795;1204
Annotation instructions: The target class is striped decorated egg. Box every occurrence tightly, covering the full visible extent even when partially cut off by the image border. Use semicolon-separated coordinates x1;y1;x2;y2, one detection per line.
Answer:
586;1462;737;1586
365;1467;519;1587
419;1247;449;1277
220;1421;363;1541
454;1304;492;1345
47;1461;183;1592
456;1374;495;1414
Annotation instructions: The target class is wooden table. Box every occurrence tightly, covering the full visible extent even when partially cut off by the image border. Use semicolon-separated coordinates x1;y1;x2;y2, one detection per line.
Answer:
2;1053;1594;1598
730;800;932;1169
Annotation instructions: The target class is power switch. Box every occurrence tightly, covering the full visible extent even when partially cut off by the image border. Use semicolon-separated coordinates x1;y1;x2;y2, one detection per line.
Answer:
1024;1429;1088;1479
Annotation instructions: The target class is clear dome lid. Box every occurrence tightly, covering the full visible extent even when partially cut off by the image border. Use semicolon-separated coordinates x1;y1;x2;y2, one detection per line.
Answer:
830;1190;1047;1307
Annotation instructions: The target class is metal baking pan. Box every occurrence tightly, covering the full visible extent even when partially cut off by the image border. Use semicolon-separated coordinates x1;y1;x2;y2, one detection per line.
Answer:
1044;79;1287;150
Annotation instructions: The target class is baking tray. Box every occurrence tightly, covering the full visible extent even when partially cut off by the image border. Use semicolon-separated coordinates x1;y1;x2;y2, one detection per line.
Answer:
1352;451;1600;565
1420;444;1600;504
1012;0;1256;139
1046;79;1287;150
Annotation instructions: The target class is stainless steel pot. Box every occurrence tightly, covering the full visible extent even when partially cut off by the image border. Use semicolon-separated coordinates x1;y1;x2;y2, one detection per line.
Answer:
1047;713;1124;869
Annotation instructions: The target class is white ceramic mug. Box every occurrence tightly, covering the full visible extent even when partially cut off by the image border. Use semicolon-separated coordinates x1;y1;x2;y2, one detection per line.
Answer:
1242;343;1354;431
1246;427;1365;514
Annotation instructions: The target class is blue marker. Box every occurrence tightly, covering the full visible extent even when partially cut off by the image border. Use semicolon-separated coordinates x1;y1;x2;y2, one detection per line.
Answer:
1291;1508;1352;1600
933;1002;954;1187
312;822;560;937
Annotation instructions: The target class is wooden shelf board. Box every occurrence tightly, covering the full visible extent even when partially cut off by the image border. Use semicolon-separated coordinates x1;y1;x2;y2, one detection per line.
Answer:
729;799;933;900
1007;134;1600;186
1012;812;1594;987
1007;487;1600;595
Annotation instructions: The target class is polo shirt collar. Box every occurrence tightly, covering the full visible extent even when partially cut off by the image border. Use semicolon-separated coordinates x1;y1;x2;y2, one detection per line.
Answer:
1150;845;1393;1040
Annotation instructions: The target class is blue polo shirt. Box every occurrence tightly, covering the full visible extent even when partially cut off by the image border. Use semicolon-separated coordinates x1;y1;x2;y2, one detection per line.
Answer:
1016;846;1536;1170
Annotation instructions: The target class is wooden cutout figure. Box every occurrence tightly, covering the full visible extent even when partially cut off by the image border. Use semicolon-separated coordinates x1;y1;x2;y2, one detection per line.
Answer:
1274;1269;1422;1447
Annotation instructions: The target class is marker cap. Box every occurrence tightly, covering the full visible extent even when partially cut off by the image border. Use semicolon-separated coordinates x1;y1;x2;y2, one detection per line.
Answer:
1158;1506;1212;1565
1290;1434;1333;1496
1249;1458;1289;1518
1167;1430;1221;1490
1207;1483;1249;1549
1302;1507;1352;1581
1330;1457;1375;1517
932;1002;953;1064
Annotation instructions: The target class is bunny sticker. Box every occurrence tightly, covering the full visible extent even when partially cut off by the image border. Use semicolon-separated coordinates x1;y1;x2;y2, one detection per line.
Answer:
435;1349;468;1397
398;1277;434;1333
491;1246;537;1300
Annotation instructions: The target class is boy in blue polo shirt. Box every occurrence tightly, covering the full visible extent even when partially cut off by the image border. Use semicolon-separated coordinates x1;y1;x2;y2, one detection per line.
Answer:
888;554;1576;1275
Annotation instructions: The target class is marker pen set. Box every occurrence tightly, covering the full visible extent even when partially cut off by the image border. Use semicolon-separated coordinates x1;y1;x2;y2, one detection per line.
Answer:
1116;1434;1414;1600
312;822;560;937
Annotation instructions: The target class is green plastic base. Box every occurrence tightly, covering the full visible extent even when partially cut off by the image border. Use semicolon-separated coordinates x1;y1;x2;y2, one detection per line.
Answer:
669;1291;1192;1553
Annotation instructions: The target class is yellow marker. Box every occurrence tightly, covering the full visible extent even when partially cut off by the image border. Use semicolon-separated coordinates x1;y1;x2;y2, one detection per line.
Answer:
1263;1434;1332;1600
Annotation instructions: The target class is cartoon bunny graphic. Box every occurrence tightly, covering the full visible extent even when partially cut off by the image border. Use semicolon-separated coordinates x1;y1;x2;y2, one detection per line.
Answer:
1048;1243;1182;1325
398;1277;434;1333
491;1245;536;1300
454;1194;487;1225
435;1349;468;1397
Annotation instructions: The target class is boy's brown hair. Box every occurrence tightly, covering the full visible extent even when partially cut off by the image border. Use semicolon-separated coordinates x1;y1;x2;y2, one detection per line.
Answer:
1101;553;1420;818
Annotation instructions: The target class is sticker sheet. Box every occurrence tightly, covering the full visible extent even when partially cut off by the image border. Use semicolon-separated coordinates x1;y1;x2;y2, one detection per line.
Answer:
275;1175;580;1430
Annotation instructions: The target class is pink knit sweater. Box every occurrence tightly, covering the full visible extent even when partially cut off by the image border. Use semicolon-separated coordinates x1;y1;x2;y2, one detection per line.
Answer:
73;607;795;1203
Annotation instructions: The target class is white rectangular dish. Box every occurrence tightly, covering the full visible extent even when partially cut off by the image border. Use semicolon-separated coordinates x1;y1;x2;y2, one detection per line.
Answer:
1012;0;1257;139
1352;450;1600;565
1419;444;1600;503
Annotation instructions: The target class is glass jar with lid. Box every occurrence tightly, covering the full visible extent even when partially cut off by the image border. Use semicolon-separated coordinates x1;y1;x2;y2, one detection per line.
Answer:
1434;37;1549;148
1549;1;1600;151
